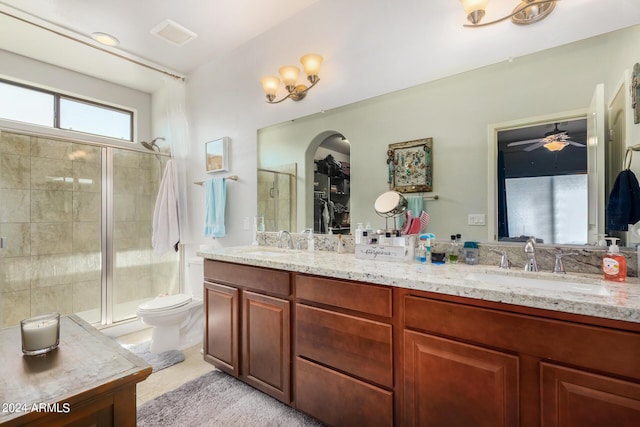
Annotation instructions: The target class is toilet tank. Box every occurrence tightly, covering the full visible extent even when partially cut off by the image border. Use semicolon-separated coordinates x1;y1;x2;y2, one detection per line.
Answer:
186;257;204;300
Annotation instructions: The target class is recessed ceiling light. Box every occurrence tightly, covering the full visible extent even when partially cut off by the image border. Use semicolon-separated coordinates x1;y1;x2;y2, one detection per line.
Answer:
91;32;119;47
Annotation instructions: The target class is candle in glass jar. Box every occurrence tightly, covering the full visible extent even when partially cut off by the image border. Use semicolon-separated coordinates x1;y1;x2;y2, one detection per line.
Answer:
21;313;60;355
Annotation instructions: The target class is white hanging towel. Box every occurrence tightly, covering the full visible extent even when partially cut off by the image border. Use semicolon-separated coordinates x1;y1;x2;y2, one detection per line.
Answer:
152;159;180;256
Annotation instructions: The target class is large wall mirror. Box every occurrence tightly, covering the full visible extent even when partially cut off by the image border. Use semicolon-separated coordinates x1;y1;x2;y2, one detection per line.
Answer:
257;25;640;245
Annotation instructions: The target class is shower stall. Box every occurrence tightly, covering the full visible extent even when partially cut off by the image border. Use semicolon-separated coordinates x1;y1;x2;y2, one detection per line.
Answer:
257;165;297;232
0;130;179;328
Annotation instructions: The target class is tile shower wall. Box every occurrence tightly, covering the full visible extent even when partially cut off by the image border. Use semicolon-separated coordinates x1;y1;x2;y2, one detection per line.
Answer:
0;131;179;327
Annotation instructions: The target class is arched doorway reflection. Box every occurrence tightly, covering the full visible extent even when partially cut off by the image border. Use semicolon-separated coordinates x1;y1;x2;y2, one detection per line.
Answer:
313;133;350;234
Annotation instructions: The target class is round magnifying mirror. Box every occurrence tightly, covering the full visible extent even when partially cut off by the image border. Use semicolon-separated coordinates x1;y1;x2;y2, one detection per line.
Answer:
374;191;408;217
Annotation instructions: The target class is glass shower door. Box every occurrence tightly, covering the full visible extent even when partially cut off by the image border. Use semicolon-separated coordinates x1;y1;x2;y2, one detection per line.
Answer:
110;148;179;322
0;131;102;327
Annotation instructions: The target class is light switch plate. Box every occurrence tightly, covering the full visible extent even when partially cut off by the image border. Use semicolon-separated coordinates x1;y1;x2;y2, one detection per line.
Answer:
468;214;485;226
243;217;250;230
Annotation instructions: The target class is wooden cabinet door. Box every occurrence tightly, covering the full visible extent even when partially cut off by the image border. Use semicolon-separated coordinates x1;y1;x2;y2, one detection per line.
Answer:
541;363;640;427
404;330;519;427
242;290;291;403
204;281;239;376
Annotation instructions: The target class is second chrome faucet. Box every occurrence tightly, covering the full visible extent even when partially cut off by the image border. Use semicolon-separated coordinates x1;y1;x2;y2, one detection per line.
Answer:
524;236;539;272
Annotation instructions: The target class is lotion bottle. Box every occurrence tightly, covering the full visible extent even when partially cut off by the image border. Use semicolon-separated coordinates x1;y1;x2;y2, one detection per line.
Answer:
603;237;626;282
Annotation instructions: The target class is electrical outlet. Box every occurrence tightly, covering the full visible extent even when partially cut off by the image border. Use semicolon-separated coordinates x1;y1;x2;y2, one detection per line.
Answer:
468;214;485;226
243;217;250;230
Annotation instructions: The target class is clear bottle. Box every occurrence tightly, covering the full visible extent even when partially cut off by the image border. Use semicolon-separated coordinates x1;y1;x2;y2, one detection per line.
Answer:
448;234;459;264
415;236;427;264
355;223;364;244
603;237;626;282
307;229;315;252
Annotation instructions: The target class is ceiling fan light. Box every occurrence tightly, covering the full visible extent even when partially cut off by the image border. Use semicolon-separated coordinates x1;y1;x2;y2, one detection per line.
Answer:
543;140;569;152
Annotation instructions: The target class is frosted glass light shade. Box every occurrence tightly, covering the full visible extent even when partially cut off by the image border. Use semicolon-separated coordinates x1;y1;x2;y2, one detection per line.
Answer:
460;0;489;14
260;76;280;96
300;54;323;77
544;141;569;152
279;66;300;87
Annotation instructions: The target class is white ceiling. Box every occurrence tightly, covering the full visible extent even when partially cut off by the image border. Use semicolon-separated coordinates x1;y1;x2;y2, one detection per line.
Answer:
0;0;639;95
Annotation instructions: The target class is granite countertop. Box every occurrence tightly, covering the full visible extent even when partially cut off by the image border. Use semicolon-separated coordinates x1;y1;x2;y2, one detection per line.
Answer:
197;246;640;324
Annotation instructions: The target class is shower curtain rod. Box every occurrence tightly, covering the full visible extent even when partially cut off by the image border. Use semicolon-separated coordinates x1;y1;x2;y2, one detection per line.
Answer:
1;9;185;81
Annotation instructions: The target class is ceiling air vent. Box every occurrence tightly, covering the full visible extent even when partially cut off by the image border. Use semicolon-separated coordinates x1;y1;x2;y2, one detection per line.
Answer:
150;19;197;46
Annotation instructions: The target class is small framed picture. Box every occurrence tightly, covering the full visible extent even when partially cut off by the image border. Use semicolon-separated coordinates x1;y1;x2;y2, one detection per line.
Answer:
205;137;229;173
388;137;433;193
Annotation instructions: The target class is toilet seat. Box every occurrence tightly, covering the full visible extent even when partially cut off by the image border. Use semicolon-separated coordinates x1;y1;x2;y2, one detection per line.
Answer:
138;294;192;313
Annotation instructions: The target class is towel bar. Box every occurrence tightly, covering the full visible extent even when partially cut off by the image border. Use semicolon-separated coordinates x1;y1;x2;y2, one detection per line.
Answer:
194;175;238;186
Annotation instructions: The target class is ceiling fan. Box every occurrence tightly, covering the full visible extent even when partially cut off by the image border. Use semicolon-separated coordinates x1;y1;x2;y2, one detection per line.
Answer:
507;123;586;152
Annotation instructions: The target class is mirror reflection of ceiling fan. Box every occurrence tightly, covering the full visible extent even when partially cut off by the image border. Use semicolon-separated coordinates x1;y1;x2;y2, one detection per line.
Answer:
507;123;587;152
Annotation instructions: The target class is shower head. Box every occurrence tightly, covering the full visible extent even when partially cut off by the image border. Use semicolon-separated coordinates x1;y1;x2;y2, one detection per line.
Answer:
140;137;165;152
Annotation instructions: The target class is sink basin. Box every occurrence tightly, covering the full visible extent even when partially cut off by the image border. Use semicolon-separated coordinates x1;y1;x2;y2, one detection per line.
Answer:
464;272;610;296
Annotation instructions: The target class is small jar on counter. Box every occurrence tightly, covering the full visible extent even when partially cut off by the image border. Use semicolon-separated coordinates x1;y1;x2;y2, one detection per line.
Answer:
463;241;479;265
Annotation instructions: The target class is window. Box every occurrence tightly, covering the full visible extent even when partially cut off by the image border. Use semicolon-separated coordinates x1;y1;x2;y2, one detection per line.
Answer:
59;97;132;140
0;79;133;141
0;81;54;127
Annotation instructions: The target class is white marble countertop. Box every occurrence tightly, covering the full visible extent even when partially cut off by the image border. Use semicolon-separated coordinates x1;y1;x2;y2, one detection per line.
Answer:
197;246;640;324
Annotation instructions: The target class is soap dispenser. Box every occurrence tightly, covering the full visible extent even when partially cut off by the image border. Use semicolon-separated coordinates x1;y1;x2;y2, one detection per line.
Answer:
603;237;627;282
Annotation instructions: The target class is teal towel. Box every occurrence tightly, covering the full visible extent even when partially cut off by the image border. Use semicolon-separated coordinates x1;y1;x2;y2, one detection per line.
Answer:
203;177;226;237
396;195;424;228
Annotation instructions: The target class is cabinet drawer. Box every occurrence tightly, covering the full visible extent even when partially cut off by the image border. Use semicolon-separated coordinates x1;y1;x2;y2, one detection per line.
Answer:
404;295;640;380
295;357;393;427
296;274;392;317
296;304;393;388
204;260;290;297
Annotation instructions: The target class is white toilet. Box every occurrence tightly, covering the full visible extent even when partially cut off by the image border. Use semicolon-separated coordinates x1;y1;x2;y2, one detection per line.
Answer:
136;258;204;353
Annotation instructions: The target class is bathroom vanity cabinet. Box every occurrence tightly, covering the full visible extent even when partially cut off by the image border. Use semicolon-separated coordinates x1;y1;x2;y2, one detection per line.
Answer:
201;255;640;426
203;260;291;403
295;274;394;427
402;292;640;426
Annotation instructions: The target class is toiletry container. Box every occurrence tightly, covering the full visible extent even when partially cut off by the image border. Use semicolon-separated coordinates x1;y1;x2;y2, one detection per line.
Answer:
416;236;427;263
307;229;315;252
355;223;364;244
463;241;479;265
448;235;459;264
603;237;627;282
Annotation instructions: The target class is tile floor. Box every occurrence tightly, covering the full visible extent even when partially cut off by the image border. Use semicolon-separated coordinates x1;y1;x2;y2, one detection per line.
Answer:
117;328;217;406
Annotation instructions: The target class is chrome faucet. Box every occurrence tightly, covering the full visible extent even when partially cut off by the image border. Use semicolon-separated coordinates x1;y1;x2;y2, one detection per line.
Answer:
489;249;510;269
524;236;538;272
553;252;579;274
277;230;293;249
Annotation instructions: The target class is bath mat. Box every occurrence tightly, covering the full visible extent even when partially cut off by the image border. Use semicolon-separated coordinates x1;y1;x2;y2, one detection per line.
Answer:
122;341;185;373
137;370;324;427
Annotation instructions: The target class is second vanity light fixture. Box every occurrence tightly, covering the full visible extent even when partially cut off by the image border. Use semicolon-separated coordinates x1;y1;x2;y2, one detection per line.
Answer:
260;54;323;104
460;0;558;28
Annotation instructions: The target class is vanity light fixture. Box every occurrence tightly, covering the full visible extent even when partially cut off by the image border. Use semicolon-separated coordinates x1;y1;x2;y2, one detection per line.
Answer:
260;54;323;104
460;0;558;28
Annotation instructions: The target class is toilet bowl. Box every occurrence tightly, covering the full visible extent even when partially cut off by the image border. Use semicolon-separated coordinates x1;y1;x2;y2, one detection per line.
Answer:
136;293;203;353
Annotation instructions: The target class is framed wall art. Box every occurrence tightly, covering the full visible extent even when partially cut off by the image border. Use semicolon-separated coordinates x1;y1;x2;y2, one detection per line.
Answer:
205;137;229;173
387;137;433;193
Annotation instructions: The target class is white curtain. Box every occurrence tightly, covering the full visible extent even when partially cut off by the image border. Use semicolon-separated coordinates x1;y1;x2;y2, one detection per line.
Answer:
154;78;192;244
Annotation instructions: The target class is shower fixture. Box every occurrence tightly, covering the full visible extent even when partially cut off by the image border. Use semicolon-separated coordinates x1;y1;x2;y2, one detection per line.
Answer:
140;136;165;152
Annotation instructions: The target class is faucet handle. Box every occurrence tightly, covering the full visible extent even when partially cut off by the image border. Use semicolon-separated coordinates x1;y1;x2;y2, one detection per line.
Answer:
553;252;579;274
489;249;510;269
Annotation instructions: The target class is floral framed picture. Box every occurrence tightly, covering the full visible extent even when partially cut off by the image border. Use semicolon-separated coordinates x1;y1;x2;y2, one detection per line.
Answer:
387;137;433;192
205;137;229;173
